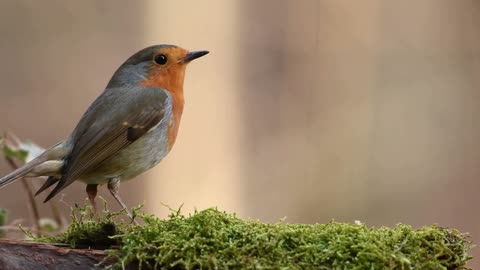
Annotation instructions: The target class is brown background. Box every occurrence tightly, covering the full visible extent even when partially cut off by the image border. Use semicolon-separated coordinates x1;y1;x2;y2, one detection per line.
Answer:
0;0;479;267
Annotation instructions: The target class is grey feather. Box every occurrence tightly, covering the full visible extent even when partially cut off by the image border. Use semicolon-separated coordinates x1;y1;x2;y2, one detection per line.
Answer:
43;86;171;202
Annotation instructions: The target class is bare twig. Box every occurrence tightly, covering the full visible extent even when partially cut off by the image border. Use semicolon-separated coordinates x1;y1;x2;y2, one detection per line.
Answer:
2;132;44;235
4;156;40;235
3;132;66;232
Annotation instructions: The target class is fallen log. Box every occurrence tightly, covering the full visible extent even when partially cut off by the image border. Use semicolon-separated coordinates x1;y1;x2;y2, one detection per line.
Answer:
0;239;115;270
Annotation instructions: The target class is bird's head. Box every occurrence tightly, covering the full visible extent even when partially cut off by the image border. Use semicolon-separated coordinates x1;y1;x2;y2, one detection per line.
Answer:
107;45;209;91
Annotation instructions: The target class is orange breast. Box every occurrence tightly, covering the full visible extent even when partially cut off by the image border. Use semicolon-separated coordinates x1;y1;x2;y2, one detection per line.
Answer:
166;91;184;150
139;65;186;150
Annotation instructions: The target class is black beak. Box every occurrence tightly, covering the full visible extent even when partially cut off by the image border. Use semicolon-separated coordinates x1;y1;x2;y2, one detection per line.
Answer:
183;50;209;63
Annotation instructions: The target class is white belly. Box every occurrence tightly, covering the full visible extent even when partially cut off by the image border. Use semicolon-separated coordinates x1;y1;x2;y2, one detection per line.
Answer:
80;113;173;185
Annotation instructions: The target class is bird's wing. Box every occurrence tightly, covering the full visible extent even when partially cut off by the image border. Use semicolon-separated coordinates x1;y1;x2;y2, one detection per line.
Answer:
43;86;170;202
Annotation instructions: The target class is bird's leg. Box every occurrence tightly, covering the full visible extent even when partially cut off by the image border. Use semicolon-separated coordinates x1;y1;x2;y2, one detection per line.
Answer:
107;178;133;218
86;184;98;215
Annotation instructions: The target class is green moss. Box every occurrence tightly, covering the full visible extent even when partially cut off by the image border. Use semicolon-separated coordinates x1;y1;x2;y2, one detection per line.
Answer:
36;203;134;249
37;205;472;270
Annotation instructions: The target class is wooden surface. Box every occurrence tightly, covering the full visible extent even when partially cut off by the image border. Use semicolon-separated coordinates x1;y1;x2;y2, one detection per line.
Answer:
0;239;117;270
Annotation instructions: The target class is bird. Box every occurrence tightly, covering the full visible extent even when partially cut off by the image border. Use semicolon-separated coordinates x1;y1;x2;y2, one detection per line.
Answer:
0;45;208;216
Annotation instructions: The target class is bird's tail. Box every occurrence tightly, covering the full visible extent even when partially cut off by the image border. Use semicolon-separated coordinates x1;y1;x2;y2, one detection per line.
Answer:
0;141;66;189
0;155;49;188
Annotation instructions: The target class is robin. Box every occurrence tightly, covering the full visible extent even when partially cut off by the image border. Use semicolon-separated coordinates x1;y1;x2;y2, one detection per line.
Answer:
0;45;208;216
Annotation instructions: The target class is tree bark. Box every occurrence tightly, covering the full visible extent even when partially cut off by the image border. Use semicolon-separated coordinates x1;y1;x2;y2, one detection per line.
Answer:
0;239;120;270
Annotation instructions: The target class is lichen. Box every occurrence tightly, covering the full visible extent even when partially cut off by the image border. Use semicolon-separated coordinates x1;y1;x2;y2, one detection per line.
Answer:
36;205;472;270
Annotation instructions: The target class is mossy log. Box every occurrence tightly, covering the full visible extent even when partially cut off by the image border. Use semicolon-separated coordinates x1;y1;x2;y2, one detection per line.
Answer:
0;208;473;270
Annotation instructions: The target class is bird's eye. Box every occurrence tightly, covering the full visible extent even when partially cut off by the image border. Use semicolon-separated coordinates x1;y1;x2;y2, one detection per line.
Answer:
154;54;168;65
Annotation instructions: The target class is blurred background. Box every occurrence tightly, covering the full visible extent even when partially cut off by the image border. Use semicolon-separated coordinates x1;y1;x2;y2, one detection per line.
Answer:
0;0;479;267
